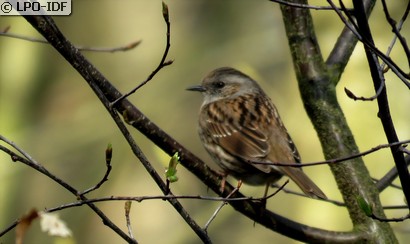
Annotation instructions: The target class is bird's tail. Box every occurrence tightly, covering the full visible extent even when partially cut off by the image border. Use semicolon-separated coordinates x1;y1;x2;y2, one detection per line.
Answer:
282;167;327;199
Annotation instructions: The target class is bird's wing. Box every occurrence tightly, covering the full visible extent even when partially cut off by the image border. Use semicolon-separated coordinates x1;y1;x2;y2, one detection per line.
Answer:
200;95;274;173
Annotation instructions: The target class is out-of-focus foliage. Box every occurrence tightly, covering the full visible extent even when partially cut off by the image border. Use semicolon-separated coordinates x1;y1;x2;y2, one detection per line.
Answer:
0;1;409;243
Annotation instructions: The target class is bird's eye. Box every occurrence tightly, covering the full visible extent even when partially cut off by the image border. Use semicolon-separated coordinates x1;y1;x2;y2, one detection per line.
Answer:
213;81;225;89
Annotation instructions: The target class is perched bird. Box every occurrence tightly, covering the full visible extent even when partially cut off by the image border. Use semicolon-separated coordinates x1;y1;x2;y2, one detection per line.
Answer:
187;67;326;199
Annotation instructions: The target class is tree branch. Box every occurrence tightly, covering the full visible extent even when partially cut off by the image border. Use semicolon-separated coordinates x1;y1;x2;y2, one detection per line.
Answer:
280;0;397;242
353;0;410;209
0;28;141;52
0;141;136;243
270;0;349;10
326;0;376;83
327;0;410;88
111;2;172;106
376;155;410;192
380;0;410;69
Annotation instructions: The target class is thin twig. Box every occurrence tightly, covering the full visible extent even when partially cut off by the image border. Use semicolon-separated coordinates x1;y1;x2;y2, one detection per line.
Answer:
0;135;40;165
327;0;410;87
78;146;113;196
380;2;410;71
373;177;402;190
0;29;141;52
383;205;409;210
0;143;136;243
344;83;384;101
203;180;288;232
252;139;410;168
376;155;410;192
77;41;142;53
16;192;306;214
270;0;351;11
327;0;363;40
352;0;410;210
43;195;262;215
326;0;376;83
380;0;410;69
370;212;410;222
265;180;290;200
111;2;173;107
204;181;242;232
402;147;410;155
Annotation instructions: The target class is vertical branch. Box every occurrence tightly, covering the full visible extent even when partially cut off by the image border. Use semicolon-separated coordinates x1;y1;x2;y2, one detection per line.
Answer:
380;0;410;69
352;0;410;208
326;0;376;83
279;0;397;242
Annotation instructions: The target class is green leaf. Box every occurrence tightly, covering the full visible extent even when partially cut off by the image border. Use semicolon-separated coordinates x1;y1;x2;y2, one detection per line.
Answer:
357;196;373;216
165;152;180;183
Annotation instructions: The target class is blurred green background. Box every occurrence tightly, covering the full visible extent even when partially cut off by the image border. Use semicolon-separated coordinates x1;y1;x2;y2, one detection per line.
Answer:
1;1;409;243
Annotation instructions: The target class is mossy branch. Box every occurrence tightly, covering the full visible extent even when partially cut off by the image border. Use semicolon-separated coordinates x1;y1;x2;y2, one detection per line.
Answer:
280;0;397;242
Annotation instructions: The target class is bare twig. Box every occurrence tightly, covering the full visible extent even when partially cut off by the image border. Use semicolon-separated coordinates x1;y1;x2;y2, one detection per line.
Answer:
0;142;136;243
270;0;351;11
252;139;410;168
77;41;142;53
0;29;141;52
376;155;410;192
78;144;113;196
370;212;410;222
264;180;290;201
204;181;242;232
279;182;407;208
344;83;384;101
327;0;410;87
353;0;410;209
373;177;403;191
380;1;410;71
381;0;410;69
401;147;410;155
0;135;40;165
327;0;362;40
383;205;409;210
326;0;376;83
45;195;259;213
203;180;288;232
111;2;173;107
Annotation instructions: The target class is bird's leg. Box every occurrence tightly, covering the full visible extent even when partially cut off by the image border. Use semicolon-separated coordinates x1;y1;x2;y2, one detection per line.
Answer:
260;182;270;209
218;171;228;193
236;179;243;190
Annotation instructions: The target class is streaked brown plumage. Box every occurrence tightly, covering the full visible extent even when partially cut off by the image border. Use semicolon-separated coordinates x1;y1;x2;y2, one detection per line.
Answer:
187;67;326;199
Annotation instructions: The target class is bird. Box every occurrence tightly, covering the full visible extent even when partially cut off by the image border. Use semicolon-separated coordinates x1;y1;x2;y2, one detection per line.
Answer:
187;67;326;200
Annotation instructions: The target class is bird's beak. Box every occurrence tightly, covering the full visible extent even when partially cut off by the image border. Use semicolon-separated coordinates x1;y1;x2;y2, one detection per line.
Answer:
186;85;206;92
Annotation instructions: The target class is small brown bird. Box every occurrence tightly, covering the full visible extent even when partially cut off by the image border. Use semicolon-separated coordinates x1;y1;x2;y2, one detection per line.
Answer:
187;67;326;199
